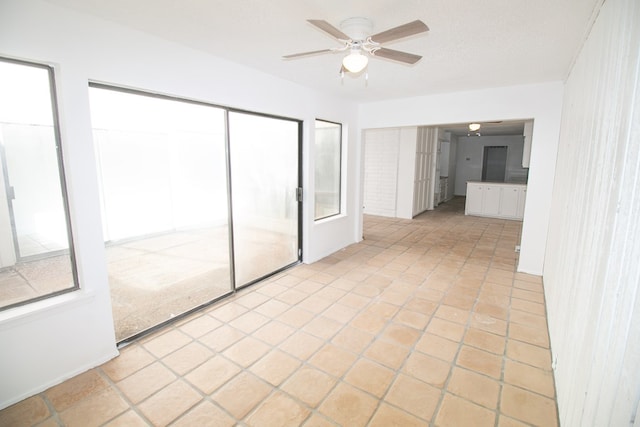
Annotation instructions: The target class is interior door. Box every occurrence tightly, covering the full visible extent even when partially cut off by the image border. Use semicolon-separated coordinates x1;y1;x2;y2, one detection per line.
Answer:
228;111;301;287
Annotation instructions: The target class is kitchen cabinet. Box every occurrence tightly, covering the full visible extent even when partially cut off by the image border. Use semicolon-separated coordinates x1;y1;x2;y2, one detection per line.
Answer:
465;181;527;220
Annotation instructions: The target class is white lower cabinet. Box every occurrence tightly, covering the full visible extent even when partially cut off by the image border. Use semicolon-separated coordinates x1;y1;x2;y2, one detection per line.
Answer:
465;182;527;220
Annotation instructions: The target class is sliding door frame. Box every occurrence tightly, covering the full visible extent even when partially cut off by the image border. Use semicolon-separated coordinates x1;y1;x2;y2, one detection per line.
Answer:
89;83;302;346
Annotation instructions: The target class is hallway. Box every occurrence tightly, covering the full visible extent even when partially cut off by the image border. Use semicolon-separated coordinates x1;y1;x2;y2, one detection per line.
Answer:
0;197;557;426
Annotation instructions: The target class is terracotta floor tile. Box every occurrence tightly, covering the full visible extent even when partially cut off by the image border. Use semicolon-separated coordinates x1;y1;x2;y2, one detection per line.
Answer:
498;415;531;427
2;201;562;427
276;288;309;305
278;330;324;360
426;317;466;342
253;298;290;317
464;328;506;355
206;301;248;322
254;282;288;298
228;310;270;334
184;355;241;394
137;380;201;426
511;288;545;304
309;344;357;377
509;322;550;348
116;362;176;403
222;336;271;367
510;298;546;316
100;344;155;382
178;314;222;338
456;345;503;379
281;366;336;407
142;329;192;358
162;341;213;375
302;315;343;339
211;371;271;418
403;351;451;388
318;382;378;427
199;324;245;352
434;304;470;324
501;384;558;426
351;311;389;335
277;306;315;328
363;339;411;369
506;339;552;370
297;294;334;314
171;401;235;427
446;367;500;409
470;312;508;336
369;403;426;427
251;320;296;346
384;373;441;420
367;301;400;319
509;308;548;329
380;323;421;347
45;369;108;412
103;410;148;427
331;326;374;354
414;332;460;362
249;349;301;386
322;303;359;323
344;359;395;397
59;387;129;427
234;290;270;309
0;396;50;427
503;359;555;397
435;393;496;427
394;308;431;329
246;391;311;427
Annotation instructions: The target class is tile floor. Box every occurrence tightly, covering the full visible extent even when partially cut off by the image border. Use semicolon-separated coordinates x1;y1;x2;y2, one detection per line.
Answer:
0;197;558;426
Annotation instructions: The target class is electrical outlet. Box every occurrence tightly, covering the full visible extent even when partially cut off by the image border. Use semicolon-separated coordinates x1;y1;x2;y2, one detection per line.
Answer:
515;245;521;252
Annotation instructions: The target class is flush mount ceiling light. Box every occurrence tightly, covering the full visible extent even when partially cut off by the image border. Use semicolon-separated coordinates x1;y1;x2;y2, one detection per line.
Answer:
283;17;429;79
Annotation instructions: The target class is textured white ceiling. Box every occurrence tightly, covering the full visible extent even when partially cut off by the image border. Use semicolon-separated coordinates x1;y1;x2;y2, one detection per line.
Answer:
46;0;600;103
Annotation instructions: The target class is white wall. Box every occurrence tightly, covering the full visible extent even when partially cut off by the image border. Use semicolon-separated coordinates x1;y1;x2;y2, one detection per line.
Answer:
0;0;359;409
543;0;640;424
454;135;529;195
358;82;564;275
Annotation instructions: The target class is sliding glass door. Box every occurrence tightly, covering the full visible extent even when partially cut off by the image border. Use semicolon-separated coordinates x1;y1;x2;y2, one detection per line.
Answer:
228;112;301;287
89;86;302;342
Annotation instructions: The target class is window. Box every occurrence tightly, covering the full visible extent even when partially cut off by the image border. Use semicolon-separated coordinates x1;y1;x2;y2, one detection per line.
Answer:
0;58;78;310
314;120;342;220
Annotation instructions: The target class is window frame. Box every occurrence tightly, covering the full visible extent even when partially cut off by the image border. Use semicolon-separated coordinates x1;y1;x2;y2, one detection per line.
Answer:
314;119;343;221
0;56;79;311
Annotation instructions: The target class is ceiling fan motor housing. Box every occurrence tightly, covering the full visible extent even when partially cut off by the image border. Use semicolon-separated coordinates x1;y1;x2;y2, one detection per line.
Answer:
340;17;373;41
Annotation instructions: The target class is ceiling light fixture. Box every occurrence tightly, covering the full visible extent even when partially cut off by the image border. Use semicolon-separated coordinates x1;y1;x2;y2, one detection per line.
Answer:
469;123;481;132
342;46;368;73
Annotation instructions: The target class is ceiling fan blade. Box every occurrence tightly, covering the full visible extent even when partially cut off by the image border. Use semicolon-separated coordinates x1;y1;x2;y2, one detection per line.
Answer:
308;19;351;41
283;49;333;59
373;47;422;64
370;20;429;44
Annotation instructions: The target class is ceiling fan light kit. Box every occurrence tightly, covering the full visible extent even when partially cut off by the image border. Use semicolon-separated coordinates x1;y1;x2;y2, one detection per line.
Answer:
342;46;368;73
283;17;429;80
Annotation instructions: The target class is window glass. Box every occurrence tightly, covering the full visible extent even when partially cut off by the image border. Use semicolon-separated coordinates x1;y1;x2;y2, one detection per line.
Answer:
0;58;78;310
89;85;232;341
314;120;342;220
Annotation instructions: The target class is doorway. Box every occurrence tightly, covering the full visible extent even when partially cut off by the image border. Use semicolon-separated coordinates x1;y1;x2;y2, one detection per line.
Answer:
482;146;507;182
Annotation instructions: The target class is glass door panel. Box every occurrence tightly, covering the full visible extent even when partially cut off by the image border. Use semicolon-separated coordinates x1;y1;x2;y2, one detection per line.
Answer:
228;112;300;287
89;86;232;341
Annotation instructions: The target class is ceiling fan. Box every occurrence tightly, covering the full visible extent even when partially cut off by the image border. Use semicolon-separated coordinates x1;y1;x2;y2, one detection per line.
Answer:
283;18;429;74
